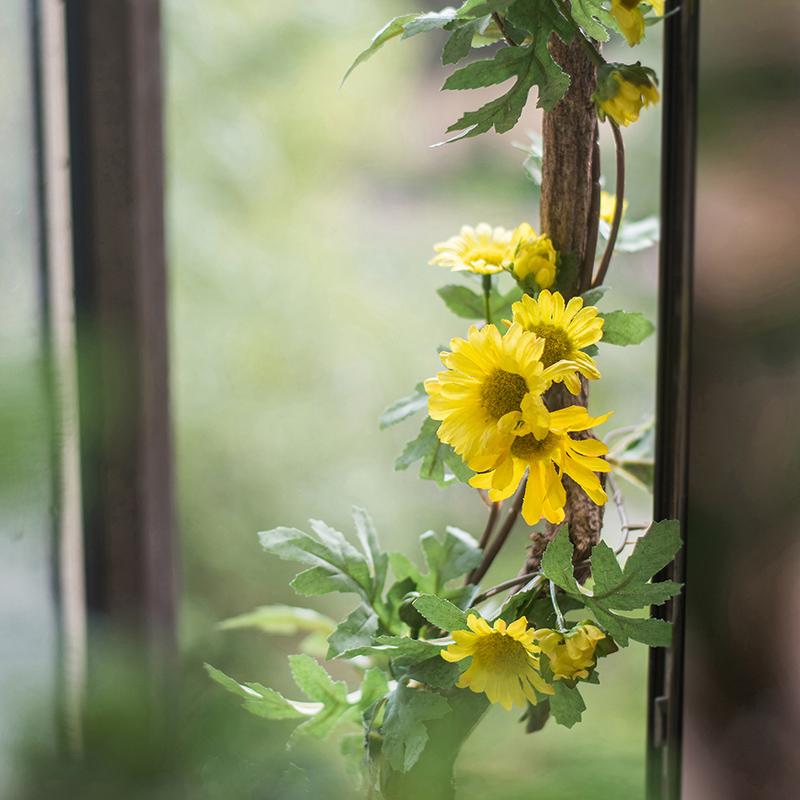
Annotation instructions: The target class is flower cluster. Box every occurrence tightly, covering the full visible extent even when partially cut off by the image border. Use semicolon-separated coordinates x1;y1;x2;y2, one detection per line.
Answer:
426;289;611;526
430;222;557;290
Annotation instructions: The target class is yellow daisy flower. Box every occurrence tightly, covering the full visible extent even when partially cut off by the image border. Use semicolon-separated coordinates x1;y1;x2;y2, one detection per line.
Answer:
595;64;660;128
440;614;554;710
535;623;606;681
430;223;514;275
469;406;612;525
425;323;578;471
599;190;629;225
610;0;646;46
511;289;603;396
509;223;557;289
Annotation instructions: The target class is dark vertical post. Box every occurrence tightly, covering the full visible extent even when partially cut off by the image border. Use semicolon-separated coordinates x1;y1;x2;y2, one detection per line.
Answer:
647;0;700;797
64;0;176;679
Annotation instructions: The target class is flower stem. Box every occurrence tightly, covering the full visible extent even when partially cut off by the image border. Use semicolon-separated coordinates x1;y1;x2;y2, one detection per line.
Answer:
592;120;625;288
482;274;493;325
549;580;567;632
473;572;542;605
469;478;527;586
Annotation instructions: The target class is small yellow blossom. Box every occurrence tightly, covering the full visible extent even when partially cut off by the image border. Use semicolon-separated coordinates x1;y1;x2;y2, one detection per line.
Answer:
599;191;629;225
509;223;558;289
425;323;579;472
440;614;553;710
470;406;611;525
595;63;660;127
430;223;514;275
535;624;606;680
610;0;646;46
511;289;604;396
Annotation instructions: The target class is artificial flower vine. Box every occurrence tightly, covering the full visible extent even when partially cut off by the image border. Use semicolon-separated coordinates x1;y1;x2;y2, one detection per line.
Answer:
209;3;682;798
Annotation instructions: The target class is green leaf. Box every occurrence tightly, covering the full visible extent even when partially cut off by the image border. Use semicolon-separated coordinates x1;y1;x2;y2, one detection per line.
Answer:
343;15;417;83
442;36;570;139
437;285;486;318
587;604;673;647
381;684;451;772
289;654;348;706
580;286;608;307
549;681;586;728
259;519;374;602
569;0;616;41
402;9;458;38
540;527;580;593
205;664;304;721
352;506;389;595
389;552;423;585
553;251;579;296
600;310;655;346
506;0;575;42
397;655;467;689
356;667;391;712
623;520;682;586
442;19;480;65
413;594;470;631
395;417;473;487
421;527;483;591
601;215;660;253
218;604;336;637
327;605;379;658
379;383;428;429
336;635;443;662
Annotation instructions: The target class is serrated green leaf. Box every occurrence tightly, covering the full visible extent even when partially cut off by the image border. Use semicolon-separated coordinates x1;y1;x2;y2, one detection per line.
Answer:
442;19;480;65
327;605;379;658
506;0;575;41
379;383;428;429
549;681;586;728
205;664;304;720
259;522;373;602
443;36;570;139
352;506;388;595
587;603;673;647
389;552;423;585
402;9;458;37
600;310;655;346
569;0;615;41
382;684;451;772
413;594;469;631
398;655;467;689
590;541;625;596
336;635;443;662
458;0;516;18
356;667;390;712
395;416;472;487
421;527;483;590
289;654;348;706
622;520;681;585
395;417;440;471
218;604;337;637
343;15;417;83
540;527;580;593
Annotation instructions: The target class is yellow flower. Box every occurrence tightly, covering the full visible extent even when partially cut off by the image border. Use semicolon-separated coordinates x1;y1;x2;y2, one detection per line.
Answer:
649;0;665;16
469;406;611;525
535;624;606;681
509;223;557;289
610;0;646;46
595;63;660;128
440;614;554;710
425;323;578;471
511;289;603;396
599;190;629;225
430;223;514;275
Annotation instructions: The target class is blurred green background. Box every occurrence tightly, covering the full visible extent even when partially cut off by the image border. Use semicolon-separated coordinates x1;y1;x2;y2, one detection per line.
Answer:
167;2;661;798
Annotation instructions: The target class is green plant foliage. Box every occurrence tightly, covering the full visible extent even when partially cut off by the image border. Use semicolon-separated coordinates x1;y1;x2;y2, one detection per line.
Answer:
412;594;470;631
437;283;523;322
548;681;586;728
541;524;682;647
381;684;451;772
603;215;660;253
205;664;305;721
336;635;444;662
379;383;427;429
327;605;380;658
568;0;616;41
218;604;336;636
395;416;474;486
600;310;655;345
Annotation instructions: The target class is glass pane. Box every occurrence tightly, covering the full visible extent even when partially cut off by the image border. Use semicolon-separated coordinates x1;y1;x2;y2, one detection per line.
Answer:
0;0;58;790
167;4;663;796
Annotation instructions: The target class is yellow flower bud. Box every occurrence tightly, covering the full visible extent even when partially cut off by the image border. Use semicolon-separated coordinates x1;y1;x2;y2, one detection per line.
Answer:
594;63;660;128
510;223;557;289
534;623;606;681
